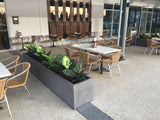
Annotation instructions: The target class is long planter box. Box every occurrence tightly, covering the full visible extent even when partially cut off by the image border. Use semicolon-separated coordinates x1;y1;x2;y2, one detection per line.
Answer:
23;55;93;109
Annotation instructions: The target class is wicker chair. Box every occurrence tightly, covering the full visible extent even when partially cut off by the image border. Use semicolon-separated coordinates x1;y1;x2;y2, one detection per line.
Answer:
101;52;122;78
112;45;121;49
64;47;80;60
144;38;160;55
6;62;31;97
9;37;21;50
0;79;12;117
79;51;101;73
41;35;52;46
0;55;19;75
53;35;63;46
24;35;36;45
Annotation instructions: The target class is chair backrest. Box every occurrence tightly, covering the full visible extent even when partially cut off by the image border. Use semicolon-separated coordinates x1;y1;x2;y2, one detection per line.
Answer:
31;35;36;43
9;55;20;75
22;62;31;85
79;51;89;64
0;79;7;99
146;39;152;48
112;45;121;49
112;52;122;64
64;47;71;58
72;42;80;45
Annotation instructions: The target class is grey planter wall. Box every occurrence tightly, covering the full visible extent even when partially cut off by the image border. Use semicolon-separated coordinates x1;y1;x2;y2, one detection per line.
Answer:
23;55;93;109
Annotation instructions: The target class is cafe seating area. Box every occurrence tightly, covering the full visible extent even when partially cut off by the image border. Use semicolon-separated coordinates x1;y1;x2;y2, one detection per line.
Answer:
0;45;160;120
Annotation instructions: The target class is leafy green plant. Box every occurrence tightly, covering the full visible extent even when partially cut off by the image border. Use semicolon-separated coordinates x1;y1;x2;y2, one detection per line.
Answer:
42;54;54;68
73;62;82;73
63;69;75;77
62;56;72;69
25;44;87;84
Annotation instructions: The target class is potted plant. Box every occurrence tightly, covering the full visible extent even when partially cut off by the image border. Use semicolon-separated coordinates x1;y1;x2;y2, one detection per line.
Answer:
23;44;93;109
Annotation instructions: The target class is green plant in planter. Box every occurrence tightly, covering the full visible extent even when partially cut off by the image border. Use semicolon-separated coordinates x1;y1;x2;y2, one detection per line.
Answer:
42;54;54;68
62;55;72;69
156;33;160;38
24;43;36;56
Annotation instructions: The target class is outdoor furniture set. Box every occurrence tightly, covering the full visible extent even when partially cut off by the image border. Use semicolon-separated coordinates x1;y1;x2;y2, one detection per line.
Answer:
0;55;31;117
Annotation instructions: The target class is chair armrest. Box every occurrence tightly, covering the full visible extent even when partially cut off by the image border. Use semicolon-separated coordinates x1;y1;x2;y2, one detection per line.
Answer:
89;53;102;61
0;56;13;62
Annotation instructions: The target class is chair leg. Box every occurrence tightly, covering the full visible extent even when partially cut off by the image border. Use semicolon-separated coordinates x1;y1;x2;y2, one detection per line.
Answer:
149;48;154;56
4;95;12;118
108;64;112;78
24;85;32;98
117;63;122;76
88;64;92;74
144;47;148;54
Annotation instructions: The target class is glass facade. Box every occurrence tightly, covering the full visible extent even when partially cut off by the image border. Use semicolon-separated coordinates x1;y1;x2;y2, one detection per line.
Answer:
103;3;160;36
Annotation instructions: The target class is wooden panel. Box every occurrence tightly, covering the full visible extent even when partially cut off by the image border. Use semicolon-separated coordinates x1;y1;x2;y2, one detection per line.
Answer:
59;22;64;36
65;22;71;34
50;22;57;34
79;22;83;33
73;22;78;33
85;22;90;33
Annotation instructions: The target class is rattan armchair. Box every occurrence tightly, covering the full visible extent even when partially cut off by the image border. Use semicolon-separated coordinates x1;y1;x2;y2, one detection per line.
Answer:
101;52;122;78
0;79;12;117
6;62;31;97
0;55;19;75
144;38;160;55
79;51;101;73
64;47;80;60
24;35;36;45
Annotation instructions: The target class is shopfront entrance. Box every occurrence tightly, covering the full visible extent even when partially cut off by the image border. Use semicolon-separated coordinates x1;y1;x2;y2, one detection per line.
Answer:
0;0;10;50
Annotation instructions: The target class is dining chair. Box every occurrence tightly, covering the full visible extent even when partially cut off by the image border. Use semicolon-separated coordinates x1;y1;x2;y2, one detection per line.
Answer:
54;35;63;46
6;62;32;97
41;35;52;46
72;42;81;52
101;52;122;78
64;47;80;60
9;37;21;51
0;79;12;117
24;35;36;45
0;55;20;75
79;51;101;74
144;38;160;55
112;45;121;49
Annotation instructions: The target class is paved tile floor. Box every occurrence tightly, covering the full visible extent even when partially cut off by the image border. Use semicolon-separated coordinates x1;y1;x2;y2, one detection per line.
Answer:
0;45;160;120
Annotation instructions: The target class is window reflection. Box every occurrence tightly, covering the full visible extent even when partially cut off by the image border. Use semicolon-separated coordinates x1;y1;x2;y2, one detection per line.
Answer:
73;1;77;21
66;1;70;21
85;3;89;21
79;2;83;21
58;0;63;21
50;0;55;21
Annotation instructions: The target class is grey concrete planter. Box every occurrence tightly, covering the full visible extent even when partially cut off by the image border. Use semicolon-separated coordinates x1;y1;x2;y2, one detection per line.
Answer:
23;55;93;109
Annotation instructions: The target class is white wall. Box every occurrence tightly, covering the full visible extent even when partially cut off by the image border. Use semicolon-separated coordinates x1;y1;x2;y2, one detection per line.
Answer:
91;0;104;39
5;0;49;37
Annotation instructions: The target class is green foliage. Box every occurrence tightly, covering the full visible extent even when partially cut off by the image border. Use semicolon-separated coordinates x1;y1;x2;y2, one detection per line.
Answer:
62;56;72;69
73;62;81;73
24;43;36;55
63;69;75;77
36;45;45;54
156;33;160;38
25;44;87;84
42;54;54;68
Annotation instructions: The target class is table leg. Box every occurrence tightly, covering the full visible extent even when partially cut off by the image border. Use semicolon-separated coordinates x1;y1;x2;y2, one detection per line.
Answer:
100;54;103;74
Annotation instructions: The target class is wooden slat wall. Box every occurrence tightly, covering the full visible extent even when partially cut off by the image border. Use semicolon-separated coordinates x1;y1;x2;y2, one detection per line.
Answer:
48;0;91;37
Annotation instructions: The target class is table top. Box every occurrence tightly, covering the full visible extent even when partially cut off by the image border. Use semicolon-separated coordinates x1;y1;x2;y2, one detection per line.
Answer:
72;43;121;55
0;62;11;78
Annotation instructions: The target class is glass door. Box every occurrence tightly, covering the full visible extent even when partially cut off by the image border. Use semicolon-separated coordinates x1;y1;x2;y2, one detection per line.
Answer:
0;0;9;50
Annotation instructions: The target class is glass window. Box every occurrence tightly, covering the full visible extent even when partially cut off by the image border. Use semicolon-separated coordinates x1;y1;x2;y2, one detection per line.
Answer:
85;3;89;21
104;4;113;9
103;10;112;37
146;12;152;33
73;1;77;21
140;12;147;34
112;11;119;36
58;0;63;21
79;2;83;22
66;1;70;21
50;0;55;21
